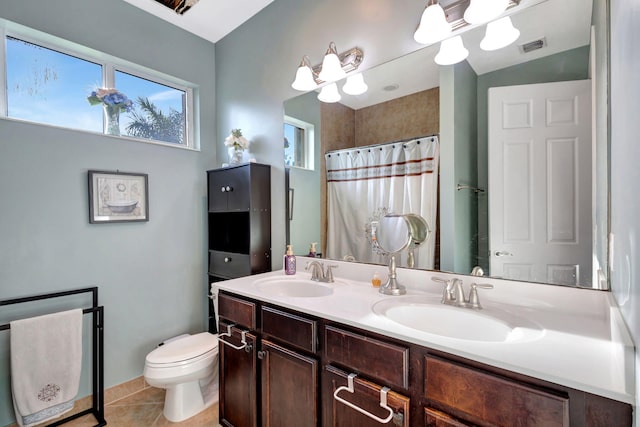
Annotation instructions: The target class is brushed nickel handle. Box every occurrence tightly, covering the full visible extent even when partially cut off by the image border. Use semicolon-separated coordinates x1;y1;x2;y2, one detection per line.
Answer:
494;251;513;257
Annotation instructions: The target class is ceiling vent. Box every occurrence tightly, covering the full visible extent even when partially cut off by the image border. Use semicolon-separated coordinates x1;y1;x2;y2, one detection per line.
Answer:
519;37;547;54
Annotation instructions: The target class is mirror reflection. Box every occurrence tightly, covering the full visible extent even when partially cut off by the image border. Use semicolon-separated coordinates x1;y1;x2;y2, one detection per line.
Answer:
284;0;609;289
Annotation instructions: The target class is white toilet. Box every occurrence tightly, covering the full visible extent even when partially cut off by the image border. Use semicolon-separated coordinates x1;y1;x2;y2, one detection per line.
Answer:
143;332;219;422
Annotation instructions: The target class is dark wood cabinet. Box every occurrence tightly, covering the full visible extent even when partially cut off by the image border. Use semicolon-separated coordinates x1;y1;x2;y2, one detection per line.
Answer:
218;291;320;427
217;290;632;427
207;163;271;281
207;163;271;334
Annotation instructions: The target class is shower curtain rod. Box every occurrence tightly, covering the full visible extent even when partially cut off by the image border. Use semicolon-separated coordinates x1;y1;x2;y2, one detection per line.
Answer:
325;134;439;156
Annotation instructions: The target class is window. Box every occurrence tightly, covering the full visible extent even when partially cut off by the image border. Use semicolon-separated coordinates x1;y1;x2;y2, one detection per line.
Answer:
2;24;197;149
284;116;314;170
115;71;187;145
6;37;103;133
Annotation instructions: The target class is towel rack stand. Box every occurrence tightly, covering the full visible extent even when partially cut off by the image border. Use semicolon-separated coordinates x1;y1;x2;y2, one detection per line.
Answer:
0;287;106;427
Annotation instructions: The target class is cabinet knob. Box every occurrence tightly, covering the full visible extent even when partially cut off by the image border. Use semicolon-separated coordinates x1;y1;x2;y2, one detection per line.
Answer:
220;186;226;193
226;186;232;192
224;257;232;263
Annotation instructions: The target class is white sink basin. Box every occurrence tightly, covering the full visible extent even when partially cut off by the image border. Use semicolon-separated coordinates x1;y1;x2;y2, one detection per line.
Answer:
253;276;334;298
372;296;544;343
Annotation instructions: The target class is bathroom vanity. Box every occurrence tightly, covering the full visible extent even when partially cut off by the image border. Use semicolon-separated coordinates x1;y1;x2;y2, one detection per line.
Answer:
211;259;634;426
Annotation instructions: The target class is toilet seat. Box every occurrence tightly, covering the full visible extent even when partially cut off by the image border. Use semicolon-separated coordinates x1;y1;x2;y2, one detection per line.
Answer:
146;332;218;368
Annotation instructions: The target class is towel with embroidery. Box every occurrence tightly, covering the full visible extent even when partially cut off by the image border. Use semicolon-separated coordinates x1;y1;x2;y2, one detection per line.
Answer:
10;309;83;426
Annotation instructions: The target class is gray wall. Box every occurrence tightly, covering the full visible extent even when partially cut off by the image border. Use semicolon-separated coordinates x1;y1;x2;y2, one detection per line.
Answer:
610;0;640;423
0;1;216;424
439;60;479;273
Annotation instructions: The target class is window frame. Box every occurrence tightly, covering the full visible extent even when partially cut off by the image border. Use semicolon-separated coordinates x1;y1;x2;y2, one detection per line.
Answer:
284;115;315;171
0;19;198;150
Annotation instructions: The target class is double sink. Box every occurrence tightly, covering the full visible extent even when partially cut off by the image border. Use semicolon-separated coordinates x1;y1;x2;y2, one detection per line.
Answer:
252;275;545;344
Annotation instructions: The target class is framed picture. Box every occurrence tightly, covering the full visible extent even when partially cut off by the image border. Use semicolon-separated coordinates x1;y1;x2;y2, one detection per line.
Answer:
88;170;149;223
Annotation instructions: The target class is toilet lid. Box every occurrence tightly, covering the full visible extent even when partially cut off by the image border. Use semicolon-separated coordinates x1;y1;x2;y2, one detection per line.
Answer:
146;332;218;364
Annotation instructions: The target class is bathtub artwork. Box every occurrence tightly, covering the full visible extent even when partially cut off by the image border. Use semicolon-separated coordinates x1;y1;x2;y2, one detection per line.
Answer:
88;170;149;223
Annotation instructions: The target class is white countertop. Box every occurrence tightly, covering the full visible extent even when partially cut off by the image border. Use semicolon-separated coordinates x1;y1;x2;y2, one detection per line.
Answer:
211;257;635;404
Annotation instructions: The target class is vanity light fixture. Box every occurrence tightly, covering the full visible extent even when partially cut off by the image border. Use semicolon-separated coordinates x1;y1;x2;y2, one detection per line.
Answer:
480;16;520;51
291;43;364;88
413;0;521;66
292;42;366;102
463;0;509;24
342;73;368;96
317;82;341;103
414;1;452;45
434;35;469;65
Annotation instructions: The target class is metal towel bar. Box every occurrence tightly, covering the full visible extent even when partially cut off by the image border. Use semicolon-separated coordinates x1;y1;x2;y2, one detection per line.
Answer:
333;373;394;424
218;323;252;352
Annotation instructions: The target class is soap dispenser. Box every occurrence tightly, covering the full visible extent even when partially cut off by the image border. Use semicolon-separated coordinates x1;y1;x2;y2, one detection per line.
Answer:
308;242;317;258
284;245;296;275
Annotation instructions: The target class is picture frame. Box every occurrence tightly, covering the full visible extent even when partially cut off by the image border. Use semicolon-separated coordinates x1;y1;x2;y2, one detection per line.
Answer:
88;170;149;223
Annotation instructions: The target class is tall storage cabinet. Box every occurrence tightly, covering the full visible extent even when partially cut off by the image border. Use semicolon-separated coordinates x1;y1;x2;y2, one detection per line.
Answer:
207;163;271;331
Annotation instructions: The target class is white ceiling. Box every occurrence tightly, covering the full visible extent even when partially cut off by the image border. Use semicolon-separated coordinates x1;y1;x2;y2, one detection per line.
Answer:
121;0;275;43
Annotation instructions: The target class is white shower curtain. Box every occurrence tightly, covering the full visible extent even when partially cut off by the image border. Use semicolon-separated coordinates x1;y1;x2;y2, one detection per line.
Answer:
325;136;439;269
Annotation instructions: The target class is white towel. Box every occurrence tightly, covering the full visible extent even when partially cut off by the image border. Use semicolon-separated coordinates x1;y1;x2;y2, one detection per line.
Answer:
10;309;83;427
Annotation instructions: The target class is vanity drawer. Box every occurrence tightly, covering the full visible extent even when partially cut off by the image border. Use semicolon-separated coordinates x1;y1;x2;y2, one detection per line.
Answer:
209;250;251;279
324;325;409;389
425;355;569;427
218;292;257;329
261;305;318;353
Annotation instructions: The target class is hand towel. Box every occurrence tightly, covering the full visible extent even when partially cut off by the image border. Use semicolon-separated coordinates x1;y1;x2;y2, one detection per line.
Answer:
10;309;83;427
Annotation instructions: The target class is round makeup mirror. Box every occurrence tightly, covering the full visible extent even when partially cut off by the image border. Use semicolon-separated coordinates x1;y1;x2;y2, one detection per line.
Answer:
376;214;412;253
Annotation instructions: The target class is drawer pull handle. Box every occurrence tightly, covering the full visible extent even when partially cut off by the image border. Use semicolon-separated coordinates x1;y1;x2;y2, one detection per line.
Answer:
218;324;252;352
333;373;394;424
224;257;232;263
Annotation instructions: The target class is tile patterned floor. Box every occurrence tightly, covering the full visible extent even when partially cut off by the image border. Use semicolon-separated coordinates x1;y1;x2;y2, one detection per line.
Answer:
33;387;221;427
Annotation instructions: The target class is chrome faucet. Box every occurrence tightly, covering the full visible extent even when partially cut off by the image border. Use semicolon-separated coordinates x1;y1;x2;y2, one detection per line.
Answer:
305;260;338;283
432;277;493;310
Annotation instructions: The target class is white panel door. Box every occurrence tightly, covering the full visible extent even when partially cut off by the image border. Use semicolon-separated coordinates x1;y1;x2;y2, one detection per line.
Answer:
488;80;592;286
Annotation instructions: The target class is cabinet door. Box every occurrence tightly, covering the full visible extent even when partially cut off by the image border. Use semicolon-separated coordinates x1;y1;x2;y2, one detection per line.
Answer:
261;339;318;427
219;323;258;427
323;365;410;427
208;169;230;211
208;166;251;212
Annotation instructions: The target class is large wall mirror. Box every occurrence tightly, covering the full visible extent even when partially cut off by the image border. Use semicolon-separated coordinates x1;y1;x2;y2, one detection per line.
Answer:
284;0;610;290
